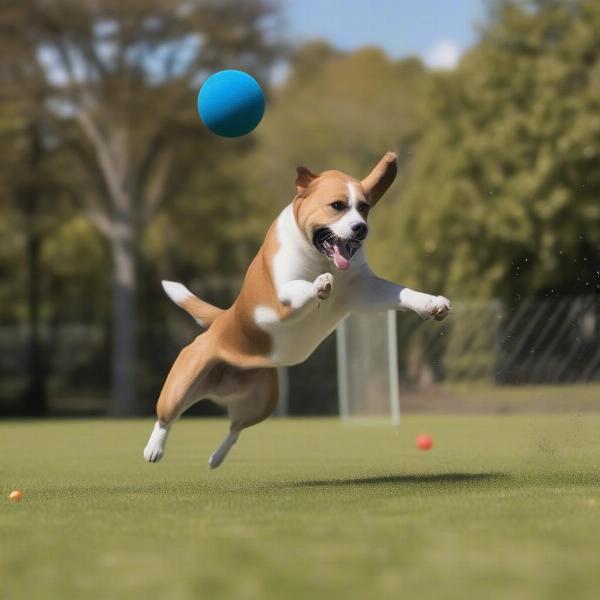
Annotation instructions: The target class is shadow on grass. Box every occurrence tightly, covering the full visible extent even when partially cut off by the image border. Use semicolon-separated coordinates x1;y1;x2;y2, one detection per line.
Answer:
40;472;507;498
288;472;506;489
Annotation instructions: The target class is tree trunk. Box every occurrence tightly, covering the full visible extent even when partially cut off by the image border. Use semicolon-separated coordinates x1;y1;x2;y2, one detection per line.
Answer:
109;221;137;416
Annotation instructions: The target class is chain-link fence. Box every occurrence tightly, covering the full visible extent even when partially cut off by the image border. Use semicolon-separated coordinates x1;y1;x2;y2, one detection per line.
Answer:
395;296;600;387
336;295;600;418
2;295;600;415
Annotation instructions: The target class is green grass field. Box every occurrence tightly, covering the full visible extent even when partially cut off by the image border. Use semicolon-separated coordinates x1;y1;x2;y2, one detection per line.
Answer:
2;416;600;600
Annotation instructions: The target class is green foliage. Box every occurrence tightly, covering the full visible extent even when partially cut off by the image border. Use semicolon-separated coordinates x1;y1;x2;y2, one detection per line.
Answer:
42;216;110;321
0;0;281;314
3;0;600;328
391;0;600;300
0;0;283;412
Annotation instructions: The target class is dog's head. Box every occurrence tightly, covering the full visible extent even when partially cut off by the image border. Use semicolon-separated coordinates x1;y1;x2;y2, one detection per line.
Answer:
292;152;397;270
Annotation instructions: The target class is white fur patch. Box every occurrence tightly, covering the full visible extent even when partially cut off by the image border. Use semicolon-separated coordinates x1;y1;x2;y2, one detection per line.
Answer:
162;280;193;306
143;421;170;463
347;181;359;208
254;306;279;326
208;431;239;469
278;280;316;309
272;205;326;292
313;272;334;299
255;204;357;365
399;289;451;320
329;183;366;239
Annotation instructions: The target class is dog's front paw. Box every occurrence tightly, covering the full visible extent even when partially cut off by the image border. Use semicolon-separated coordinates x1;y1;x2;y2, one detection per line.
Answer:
313;273;334;300
426;295;451;321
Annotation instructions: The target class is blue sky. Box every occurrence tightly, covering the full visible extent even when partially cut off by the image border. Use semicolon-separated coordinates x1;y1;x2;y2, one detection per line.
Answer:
282;0;485;68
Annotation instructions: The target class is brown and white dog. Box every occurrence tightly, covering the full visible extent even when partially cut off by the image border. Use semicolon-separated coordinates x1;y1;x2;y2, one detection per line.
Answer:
144;152;450;469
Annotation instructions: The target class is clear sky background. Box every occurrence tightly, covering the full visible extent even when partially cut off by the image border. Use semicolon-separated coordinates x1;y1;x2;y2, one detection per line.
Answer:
282;0;486;69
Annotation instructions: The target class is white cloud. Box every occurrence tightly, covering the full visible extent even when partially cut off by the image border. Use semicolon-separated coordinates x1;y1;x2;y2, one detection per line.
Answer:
424;39;462;70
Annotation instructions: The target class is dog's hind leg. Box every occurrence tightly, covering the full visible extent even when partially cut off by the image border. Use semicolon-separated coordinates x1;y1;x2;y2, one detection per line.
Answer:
207;430;240;470
144;334;215;463
208;367;278;469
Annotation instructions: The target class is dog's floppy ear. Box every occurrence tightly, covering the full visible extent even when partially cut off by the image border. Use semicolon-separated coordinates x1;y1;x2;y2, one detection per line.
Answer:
360;152;397;205
296;166;318;194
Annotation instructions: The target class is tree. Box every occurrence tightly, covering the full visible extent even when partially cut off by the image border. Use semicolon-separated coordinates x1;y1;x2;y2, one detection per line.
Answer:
392;0;600;302
0;22;61;414
4;0;281;414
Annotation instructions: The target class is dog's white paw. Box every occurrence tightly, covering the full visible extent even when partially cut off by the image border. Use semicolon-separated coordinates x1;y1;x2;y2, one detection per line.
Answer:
144;444;164;463
208;451;224;470
313;273;334;300
208;431;239;470
423;295;451;321
143;422;169;463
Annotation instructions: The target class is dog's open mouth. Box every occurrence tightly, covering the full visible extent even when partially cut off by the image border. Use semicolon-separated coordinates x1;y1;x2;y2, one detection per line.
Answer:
313;228;361;271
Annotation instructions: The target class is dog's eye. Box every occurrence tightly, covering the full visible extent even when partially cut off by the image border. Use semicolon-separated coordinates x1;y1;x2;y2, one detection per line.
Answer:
330;201;346;211
358;203;370;214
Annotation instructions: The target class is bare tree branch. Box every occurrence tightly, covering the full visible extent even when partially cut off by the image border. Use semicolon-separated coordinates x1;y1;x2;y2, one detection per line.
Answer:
140;146;173;225
80;198;113;236
74;107;129;212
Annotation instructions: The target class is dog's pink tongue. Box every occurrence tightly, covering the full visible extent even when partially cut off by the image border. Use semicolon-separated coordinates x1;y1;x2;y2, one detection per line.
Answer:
333;244;350;270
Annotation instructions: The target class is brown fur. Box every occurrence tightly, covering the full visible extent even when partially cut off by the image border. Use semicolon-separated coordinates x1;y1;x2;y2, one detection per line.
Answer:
155;225;283;427
360;152;397;205
179;296;223;328
294;170;367;241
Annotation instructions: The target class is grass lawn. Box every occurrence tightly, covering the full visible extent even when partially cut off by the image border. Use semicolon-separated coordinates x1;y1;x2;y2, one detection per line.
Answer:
2;416;600;600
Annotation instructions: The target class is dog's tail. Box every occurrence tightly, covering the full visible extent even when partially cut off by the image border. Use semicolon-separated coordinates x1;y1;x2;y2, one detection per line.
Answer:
161;281;224;329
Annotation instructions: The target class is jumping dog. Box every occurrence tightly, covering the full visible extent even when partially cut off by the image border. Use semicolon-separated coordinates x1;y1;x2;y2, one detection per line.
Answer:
144;152;450;468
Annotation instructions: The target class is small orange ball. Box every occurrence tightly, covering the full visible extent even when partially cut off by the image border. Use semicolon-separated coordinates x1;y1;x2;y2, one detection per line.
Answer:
9;490;23;502
416;433;434;451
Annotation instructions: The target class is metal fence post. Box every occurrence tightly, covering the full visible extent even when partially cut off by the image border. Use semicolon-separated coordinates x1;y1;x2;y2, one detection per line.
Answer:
387;310;400;426
336;318;350;421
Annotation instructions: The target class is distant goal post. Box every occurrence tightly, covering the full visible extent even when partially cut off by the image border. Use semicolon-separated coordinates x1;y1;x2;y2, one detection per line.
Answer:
336;310;400;425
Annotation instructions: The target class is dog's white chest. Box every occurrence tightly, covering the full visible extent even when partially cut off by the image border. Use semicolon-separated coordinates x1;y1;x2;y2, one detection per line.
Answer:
253;205;352;366
254;298;347;366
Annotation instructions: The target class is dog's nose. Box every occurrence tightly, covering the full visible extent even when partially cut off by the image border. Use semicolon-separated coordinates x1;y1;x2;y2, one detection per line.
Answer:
351;223;368;240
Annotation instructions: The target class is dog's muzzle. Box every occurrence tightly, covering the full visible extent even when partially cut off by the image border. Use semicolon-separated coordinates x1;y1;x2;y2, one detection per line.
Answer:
312;227;363;271
351;222;368;240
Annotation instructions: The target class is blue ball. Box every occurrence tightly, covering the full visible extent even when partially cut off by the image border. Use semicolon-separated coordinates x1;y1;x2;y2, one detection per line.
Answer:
197;70;265;138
